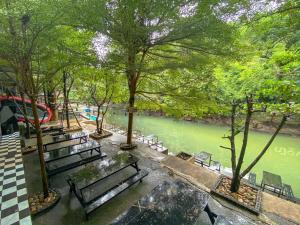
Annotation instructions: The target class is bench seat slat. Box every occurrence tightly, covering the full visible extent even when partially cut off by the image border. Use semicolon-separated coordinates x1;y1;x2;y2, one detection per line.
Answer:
85;169;148;216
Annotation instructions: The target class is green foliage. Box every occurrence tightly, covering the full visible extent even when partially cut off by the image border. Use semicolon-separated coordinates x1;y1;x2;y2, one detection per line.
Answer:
0;0;299;122
72;66;126;104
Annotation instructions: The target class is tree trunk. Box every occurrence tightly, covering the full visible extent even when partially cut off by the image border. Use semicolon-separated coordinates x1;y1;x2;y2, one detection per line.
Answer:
229;104;237;175
20;92;31;138
48;90;58;121
65;101;70;128
99;118;104;134
231;97;253;192
63;72;70;128
126;94;135;145
100;104;109;135
31;98;49;198
230;175;241;192
49;93;58;121
96;105;101;134
126;49;137;146
43;85;48;105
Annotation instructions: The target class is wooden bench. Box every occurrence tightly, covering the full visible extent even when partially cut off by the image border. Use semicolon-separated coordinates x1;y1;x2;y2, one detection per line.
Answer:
282;184;295;202
85;170;148;219
248;172;257;186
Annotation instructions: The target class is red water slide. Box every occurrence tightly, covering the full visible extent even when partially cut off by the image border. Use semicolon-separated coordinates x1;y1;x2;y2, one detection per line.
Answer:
0;96;52;123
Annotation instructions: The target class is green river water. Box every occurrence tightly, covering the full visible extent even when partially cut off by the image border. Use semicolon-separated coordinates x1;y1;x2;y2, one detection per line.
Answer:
106;113;300;197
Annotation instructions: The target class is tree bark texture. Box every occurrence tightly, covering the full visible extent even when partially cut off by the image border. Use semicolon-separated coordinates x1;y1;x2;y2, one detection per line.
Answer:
31;98;49;198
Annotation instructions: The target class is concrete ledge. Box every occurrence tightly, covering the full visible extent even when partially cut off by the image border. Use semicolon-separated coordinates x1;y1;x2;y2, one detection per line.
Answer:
161;155;218;191
262;192;300;224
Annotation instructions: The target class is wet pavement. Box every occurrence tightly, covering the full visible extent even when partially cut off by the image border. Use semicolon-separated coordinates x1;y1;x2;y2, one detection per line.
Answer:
110;180;212;225
22;131;295;225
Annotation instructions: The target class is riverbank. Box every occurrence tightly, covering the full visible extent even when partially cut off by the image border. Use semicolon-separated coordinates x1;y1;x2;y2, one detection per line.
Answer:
200;116;300;137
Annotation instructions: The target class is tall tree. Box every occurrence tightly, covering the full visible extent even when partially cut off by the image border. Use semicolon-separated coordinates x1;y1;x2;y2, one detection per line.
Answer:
223;95;292;192
216;11;300;192
73;0;241;148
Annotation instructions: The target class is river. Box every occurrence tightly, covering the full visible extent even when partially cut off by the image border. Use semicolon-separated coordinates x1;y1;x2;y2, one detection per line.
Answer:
106;113;300;198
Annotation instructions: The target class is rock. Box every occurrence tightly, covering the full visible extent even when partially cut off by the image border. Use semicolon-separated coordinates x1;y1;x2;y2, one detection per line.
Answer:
239;190;245;194
231;193;238;199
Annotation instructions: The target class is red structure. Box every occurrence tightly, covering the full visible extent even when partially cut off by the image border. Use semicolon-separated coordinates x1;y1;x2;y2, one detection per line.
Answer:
0;96;52;124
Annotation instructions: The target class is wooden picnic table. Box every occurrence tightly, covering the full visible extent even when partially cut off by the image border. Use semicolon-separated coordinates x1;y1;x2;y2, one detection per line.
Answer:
44;141;106;180
66;152;147;219
67;153;140;199
261;171;283;196
44;141;101;163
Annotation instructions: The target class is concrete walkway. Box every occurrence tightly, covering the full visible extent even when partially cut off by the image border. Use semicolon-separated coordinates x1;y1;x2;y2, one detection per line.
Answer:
262;192;300;224
162;155;300;225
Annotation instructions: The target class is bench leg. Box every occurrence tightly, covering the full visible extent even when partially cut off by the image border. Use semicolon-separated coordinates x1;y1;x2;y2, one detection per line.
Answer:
95;147;101;155
204;204;217;224
47;173;52;188
132;162;140;172
66;178;75;193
